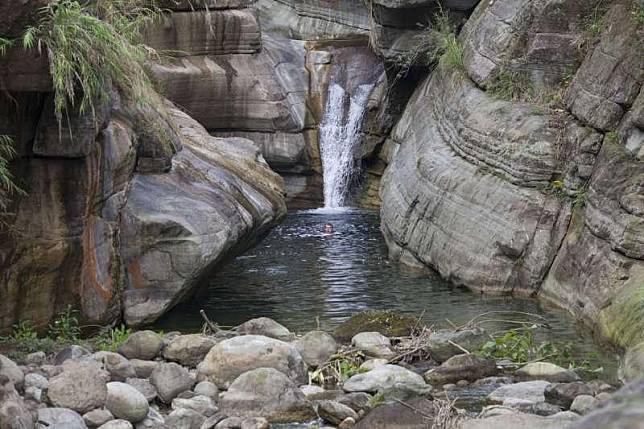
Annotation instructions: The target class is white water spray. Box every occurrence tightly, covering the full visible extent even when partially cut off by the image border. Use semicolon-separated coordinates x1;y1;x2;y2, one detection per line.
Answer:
319;83;374;208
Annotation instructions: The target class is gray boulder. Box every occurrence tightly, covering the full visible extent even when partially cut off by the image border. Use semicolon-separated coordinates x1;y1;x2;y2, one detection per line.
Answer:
198;335;307;389
316;400;359;426
424;329;488;363
0;354;24;387
354;397;436;429
83;409;114;428
130;360;158;379
351;332;394;358
219;367;315;423
0;375;34;429
236;317;293;341
54;346;91;365
424;353;497;385
545;382;594;408
150;363;195;403
24;373;48;390
135;408;167;429
47;361;108;413
294;331;337;367
193;381;219;399
118;331;163;361
343;364;429;394
570;395;599;415
163;334;217;367
98;420;134;429
125;378;157;403
568;381;644;429
516;362;580;383
172;395;218;417
488;381;551;406
95;352;136;382
106;382;150;423
164;408;206;429
38;407;86;427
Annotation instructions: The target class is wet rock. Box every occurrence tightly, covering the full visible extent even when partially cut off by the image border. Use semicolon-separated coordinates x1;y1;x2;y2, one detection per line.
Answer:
343;364;429;394
54;346;91;365
351;332;394;358
0;375;34;429
38;407;86;427
163;334;217;367
488;380;550;406
317;400;359;425
516;362;580;383
424;328;488;363
48;361;108;414
96;352;136;382
98;420;134;429
570;395;598;415
294;331;338;367
198;335;307;389
568;381;644;429
333;310;417;342
118;331;163;361
172;395;218;417
125;378;157;403
236;317;293;341
130;360;158;379
354;397;436;429
194;381;219;399
106;382;150;423
165;408;206;429
424;353;497;385
219;367;315;423
83;409;114;428
545;382;593;408
338;392;372;413
150;362;194;403
0;354;24;387
502;398;563;416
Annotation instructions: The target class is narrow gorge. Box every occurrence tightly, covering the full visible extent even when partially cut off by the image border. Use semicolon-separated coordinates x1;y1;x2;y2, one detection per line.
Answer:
0;0;643;428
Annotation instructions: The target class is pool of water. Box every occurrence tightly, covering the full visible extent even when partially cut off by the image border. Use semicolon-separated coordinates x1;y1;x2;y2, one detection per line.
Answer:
157;209;617;375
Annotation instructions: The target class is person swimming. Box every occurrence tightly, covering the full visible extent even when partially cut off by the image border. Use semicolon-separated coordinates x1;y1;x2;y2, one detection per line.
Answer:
323;223;334;234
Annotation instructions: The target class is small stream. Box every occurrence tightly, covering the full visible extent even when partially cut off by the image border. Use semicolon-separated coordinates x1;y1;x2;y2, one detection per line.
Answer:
157;209;617;378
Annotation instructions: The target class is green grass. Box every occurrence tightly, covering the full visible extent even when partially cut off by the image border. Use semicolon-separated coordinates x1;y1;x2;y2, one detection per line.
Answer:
94;324;132;352
22;0;163;127
48;305;81;343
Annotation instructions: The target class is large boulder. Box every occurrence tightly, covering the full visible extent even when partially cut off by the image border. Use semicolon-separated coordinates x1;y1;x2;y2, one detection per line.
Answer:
162;334;217;367
343;364;429;394
47;361;109;414
236;317;293;340
293;331;338;367
354;397;437;429
0;354;24;388
424;328;488;363
351;332;394;358
545;382;594;408
219;367;315;423
106;382;150;423
568;382;644;429
198;335;307;389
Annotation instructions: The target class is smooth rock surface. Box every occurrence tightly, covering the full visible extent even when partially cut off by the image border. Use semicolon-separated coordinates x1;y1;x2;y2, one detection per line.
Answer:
343;364;429;394
149;363;194;403
163;334;217;367
293;331;338;367
516;362;580;383
106;382;150;423
118;331;163;361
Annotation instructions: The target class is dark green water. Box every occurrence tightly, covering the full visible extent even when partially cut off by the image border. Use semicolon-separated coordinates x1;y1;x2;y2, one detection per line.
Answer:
157;209;616;374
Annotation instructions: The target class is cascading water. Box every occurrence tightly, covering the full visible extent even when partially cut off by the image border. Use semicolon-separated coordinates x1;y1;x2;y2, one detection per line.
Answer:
319;83;374;208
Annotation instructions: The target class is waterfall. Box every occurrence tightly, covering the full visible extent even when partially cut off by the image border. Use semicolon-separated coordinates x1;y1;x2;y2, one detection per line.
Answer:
319;83;374;208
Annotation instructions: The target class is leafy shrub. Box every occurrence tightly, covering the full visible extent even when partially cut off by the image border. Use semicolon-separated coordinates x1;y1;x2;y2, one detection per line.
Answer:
95;324;132;352
48;305;81;343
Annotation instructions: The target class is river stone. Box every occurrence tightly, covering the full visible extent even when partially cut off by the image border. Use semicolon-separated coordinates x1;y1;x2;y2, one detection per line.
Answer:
343;364;429;394
130;360;158;379
570;395;598;415
361;358;389;371
236;317;293;340
198;335;307;389
333;310;418;342
24;372;48;390
300;385;325;397
488;380;550;406
568;381;644;429
54;345;92;365
545;382;594;408
48;361;108;413
0;354;24;387
26;351;47;366
424;328;488;363
424;353;497;385
163;334;217;367
219;367;315;423
172;395;218;417
96;352;137;382
294;331;338;367
165;408;206;429
98;420;134;429
317;400;359;425
135;408;167;429
194;381;219;399
516;362;580;383
150;363;195;403
457;409;577;429
126;378;157;403
0;374;33;429
351;332;395;358
106;382;150;423
38;407;87;427
118;331;163;361
83;409;114;427
354;397;436;429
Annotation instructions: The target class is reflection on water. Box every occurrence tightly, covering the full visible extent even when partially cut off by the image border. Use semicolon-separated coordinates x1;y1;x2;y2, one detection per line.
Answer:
156;209;616;374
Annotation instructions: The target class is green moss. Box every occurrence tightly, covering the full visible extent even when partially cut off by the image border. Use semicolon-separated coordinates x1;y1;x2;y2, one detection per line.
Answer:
333;310;419;342
598;269;644;349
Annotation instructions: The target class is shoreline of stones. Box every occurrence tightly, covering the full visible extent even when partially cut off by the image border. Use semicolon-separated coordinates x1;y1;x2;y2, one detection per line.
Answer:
0;315;642;429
